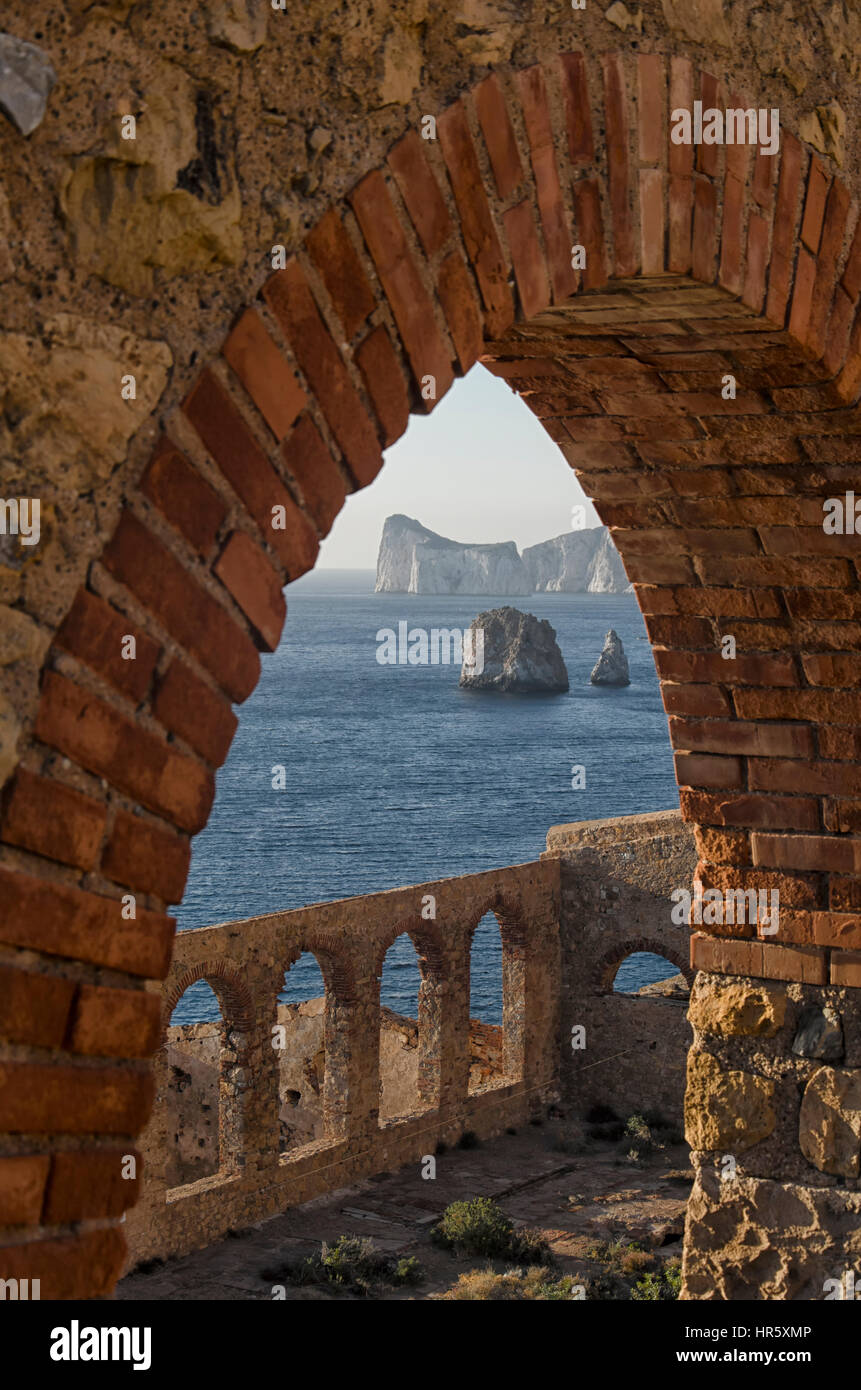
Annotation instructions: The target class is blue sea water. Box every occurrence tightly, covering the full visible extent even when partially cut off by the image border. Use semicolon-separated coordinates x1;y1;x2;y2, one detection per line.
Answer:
173;572;680;1025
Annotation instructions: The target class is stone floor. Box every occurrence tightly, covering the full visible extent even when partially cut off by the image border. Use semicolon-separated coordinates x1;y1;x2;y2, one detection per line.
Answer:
116;1118;692;1300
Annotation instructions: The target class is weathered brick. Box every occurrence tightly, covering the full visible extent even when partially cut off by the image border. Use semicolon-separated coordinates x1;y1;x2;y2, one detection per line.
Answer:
695;72;721;178
280;413;349;532
752;832;861;873
572;178;608;290
766;133;803;324
0;1155;50;1226
655;649;797;686
742;212;770;312
153;660;237;768
43;1149;141;1224
437;100;514;336
183;368;321;572
516;64;577;303
559;51;594;163
831;950;861;988
350;169;454;405
103;509;260;703
807;179;852;355
0;1228;126;1300
436;251;483;372
56;589;160;703
503;200;551;319
637;54;664;165
214;530;286;652
474;73;523;198
788;247;817;342
1;767;106;871
800;158;828;252
681;789;820;832
0;1060;154;1135
387;130;453;258
692;178;718;283
67;984;161;1059
222;308;308;440
669;716;813;759
263;263;383;487
674;752;744;789
354;328;410;449
0;965;76;1049
34;671;214;835
603;52;635;277
661;683;732;718
304;208;377;340
102;810;190;905
639;169;664;276
141;436;227;559
0;864;173;977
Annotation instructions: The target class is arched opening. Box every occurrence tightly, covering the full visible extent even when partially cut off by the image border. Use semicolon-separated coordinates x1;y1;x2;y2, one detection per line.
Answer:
468;910;516;1094
276;951;327;1155
164;976;247;1191
612;952;690;999
378;932;422;1122
1;24;857;1304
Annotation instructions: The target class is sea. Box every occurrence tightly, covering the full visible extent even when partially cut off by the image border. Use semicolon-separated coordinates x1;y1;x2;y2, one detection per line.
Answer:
173;571;680;1026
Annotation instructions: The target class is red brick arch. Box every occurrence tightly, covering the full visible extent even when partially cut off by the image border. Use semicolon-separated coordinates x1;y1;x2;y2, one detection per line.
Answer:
1;47;860;1297
596;937;695;993
163;962;255;1033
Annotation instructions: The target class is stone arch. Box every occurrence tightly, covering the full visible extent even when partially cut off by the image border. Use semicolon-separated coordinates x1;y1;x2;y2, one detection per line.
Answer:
1;32;859;1298
164;961;255;1032
596;937;695;994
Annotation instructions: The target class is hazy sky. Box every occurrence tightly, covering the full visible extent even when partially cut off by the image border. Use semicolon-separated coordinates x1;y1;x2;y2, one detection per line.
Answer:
317;362;600;568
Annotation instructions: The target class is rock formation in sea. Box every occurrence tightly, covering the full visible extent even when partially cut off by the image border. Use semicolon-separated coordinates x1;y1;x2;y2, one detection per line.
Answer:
375;514;632;594
374;514;530;595
459;606;569;692
522;528;630;593
590;628;631;687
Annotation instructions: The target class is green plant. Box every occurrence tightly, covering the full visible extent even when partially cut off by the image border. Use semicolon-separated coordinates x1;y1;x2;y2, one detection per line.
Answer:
431;1197;549;1263
439;1266;578;1300
260;1234;423;1295
632;1260;682;1301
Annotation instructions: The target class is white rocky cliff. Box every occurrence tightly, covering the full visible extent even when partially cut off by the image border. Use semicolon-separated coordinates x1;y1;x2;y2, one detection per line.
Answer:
375;515;632;595
374;515;529;595
460;608;569;693
522;528;630;593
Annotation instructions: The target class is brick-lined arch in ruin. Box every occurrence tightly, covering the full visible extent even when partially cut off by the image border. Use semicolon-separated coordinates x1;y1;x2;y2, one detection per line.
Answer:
596;938;695;995
2;31;861;1299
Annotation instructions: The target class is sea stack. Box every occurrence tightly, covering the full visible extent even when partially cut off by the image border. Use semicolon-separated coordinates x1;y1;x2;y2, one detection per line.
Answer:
590;629;630;686
459;607;569;693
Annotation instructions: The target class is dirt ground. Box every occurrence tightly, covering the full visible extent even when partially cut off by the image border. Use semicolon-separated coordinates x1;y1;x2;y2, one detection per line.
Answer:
116;1115;692;1301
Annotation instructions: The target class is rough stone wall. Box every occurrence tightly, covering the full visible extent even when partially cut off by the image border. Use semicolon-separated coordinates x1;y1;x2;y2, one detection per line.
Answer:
0;0;860;1300
682;973;861;1298
545;809;697;1126
166;1001;504;1183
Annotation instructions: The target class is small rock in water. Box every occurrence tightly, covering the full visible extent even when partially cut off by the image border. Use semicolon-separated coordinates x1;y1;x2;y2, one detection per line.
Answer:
0;33;56;136
590;628;630;686
459;606;569;693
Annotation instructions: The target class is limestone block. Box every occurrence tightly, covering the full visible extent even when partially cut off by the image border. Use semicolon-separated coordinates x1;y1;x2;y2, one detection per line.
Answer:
688;976;786;1037
604;4;643;33
0;606;47;668
0;315;171;490
0;32;56;136
59;65;242;294
799;1066;861;1178
206;1;269;53
685;1052;776;1152
682;1168;861;1300
660;0;731;49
